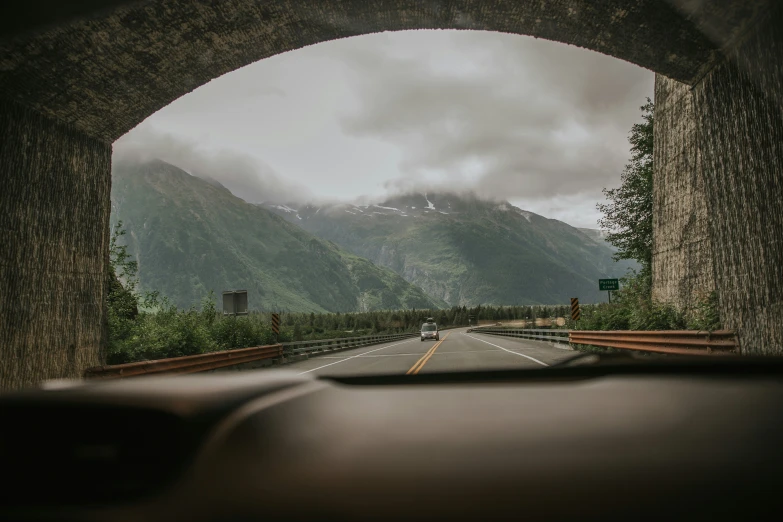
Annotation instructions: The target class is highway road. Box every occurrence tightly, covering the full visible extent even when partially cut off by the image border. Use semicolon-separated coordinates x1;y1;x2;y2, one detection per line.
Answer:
278;328;577;376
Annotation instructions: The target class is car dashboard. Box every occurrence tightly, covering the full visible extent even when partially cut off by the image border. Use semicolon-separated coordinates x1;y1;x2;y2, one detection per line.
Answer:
2;358;783;521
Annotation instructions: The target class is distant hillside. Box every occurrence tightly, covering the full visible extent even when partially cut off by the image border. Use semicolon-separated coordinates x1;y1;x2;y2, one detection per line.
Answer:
264;193;638;305
577;228;608;243
110;160;446;312
576;227;620;251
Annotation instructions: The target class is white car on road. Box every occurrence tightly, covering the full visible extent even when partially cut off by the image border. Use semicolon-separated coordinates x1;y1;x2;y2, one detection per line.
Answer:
421;320;439;341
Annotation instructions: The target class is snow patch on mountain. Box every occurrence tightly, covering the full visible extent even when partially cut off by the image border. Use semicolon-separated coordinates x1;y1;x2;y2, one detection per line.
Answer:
273;204;297;213
373;205;402;212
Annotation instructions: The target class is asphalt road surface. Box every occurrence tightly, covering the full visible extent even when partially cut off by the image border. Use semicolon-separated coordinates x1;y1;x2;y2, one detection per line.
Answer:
278;328;577;377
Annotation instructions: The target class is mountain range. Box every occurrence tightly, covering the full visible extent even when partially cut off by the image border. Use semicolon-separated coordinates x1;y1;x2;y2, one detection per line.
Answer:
111;158;636;311
263;193;637;306
110;160;446;312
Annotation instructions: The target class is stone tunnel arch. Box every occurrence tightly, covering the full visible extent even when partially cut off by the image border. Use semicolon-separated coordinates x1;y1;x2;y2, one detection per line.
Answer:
1;0;782;389
0;0;736;143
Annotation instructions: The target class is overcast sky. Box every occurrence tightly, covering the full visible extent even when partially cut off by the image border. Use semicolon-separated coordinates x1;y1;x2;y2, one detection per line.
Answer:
113;30;653;229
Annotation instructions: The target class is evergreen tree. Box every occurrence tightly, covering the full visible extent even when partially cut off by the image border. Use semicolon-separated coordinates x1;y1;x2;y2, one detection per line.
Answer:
597;98;654;274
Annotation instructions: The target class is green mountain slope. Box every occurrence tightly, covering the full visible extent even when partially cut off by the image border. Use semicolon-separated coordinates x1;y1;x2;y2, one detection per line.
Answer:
110;160;445;312
265;193;638;306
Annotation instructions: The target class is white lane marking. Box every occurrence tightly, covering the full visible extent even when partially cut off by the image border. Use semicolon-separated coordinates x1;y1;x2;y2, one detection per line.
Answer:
297;339;418;374
464;331;573;351
315;350;503;359
464;334;549;367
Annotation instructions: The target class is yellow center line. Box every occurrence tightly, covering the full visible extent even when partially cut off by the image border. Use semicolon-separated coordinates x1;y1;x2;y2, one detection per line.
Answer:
406;344;437;375
406;332;450;375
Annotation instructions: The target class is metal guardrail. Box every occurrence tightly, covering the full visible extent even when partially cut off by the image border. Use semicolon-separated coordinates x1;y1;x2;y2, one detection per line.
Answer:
84;331;426;379
568;330;738;356
468;327;570;343
284;326;464;355
470;326;738;356
84;344;285;379
285;333;417;355
86;325;739;379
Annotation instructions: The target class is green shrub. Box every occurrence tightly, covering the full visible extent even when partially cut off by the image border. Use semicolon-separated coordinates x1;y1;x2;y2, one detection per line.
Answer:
568;269;686;333
686;291;722;331
107;298;219;364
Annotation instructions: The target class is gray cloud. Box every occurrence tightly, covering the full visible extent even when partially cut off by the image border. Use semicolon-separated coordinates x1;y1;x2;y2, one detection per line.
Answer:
113;30;653;228
333;30;653;204
112;126;313;205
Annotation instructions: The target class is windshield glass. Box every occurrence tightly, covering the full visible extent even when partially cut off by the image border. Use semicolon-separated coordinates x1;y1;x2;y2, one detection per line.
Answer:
6;4;764;394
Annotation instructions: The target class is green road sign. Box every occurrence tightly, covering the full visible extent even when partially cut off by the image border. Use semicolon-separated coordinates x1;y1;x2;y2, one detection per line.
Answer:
599;279;619;291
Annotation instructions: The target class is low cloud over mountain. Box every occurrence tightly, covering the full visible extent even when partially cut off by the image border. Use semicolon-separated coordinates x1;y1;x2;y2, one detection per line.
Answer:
113;127;314;206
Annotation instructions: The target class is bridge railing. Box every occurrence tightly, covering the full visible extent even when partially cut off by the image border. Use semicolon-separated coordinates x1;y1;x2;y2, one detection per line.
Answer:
469;326;738;356
284;324;462;355
83;330;430;379
83;344;285;379
468;326;569;343
568;330;738;356
285;332;417;356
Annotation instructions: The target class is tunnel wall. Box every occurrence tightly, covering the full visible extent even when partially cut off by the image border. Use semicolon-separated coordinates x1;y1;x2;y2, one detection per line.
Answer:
0;99;110;390
651;75;716;314
692;5;783;355
0;0;727;143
